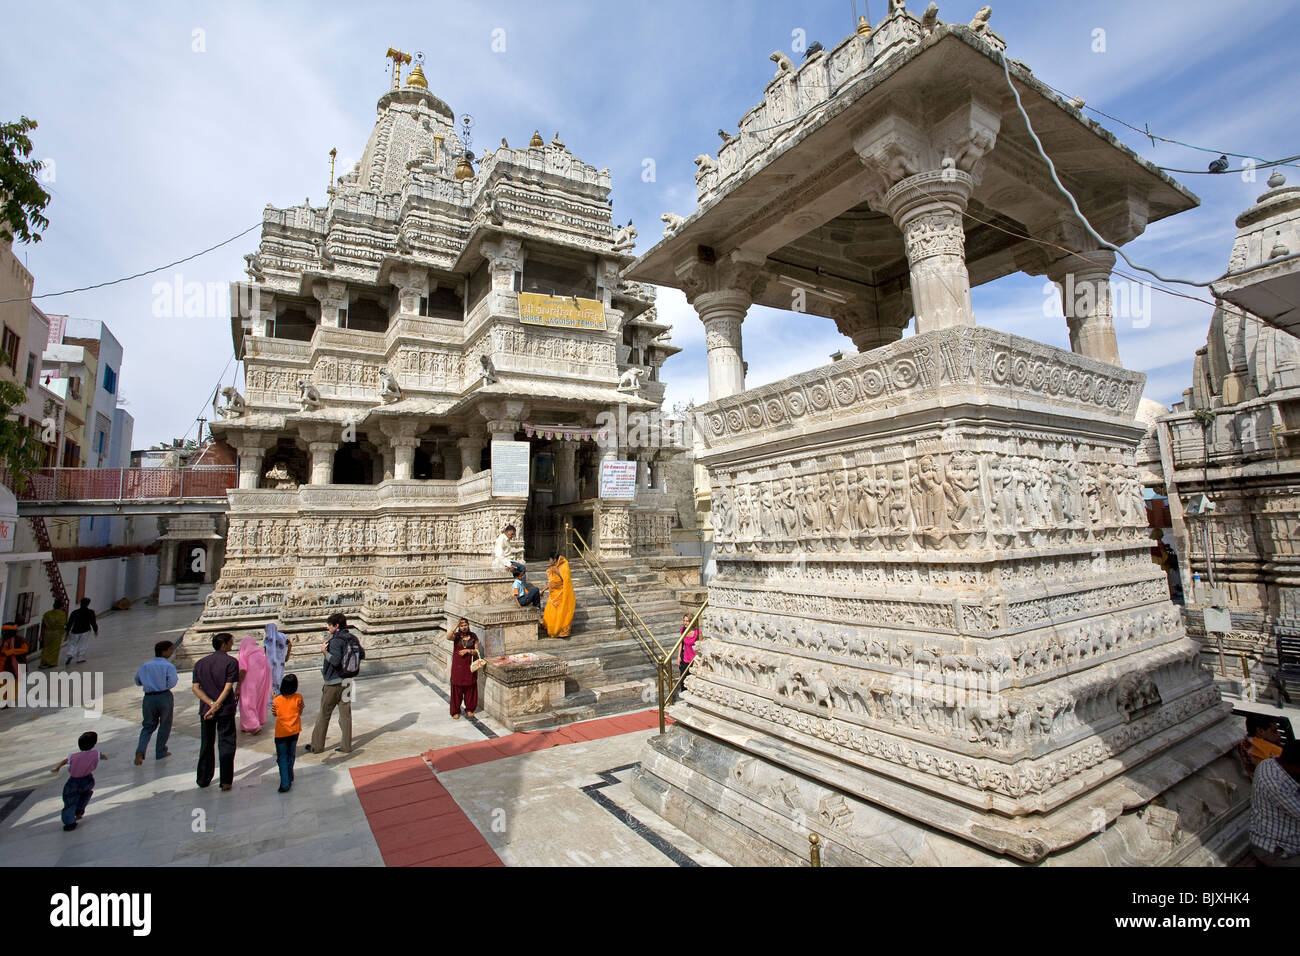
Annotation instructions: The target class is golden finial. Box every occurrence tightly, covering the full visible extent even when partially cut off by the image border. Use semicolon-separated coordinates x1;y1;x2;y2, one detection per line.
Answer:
529;129;544;148
857;15;871;35
454;156;475;180
385;47;412;89
405;62;428;89
328;147;337;194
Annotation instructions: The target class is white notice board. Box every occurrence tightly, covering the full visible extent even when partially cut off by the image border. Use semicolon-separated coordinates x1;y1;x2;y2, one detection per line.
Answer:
600;460;638;499
491;441;531;497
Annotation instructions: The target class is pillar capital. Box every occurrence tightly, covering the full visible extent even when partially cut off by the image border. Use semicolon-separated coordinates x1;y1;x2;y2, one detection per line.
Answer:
378;417;423;443
853;91;1001;208
674;253;768;307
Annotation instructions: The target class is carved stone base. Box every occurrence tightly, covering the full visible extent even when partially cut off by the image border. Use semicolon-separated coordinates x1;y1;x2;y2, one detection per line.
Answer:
632;721;1251;866
636;326;1250;867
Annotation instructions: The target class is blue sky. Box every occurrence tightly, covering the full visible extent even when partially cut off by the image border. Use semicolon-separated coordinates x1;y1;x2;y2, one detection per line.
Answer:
3;0;1297;446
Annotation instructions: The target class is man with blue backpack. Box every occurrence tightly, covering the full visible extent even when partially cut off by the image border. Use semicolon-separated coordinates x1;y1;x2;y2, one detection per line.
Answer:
306;612;365;755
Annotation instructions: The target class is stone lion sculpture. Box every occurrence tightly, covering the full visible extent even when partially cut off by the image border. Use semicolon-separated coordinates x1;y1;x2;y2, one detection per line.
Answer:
617;367;646;392
378;367;402;404
297;380;321;411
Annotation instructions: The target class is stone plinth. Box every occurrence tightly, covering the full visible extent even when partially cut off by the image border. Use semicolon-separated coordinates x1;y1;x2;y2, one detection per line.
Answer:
631;327;1250;865
442;566;542;657
646;554;704;592
479;652;569;731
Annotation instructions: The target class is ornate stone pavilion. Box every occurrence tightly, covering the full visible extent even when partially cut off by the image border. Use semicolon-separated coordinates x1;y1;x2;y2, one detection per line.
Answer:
191;56;679;658
1140;171;1300;702
627;4;1248;865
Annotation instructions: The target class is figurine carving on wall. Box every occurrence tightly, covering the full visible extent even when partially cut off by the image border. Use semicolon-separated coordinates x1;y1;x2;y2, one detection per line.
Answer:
213;385;246;419
378;367;402;404
297;380;322;411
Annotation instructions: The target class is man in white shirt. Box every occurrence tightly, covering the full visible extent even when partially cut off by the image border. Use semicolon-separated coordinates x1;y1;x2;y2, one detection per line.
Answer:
494;524;525;576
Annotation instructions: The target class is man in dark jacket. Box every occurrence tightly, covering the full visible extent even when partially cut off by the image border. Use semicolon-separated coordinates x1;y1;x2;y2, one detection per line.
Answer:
64;598;98;665
306;613;364;755
192;633;238;790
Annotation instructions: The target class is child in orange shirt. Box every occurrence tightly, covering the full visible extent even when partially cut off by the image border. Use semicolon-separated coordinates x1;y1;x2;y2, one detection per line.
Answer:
271;674;304;793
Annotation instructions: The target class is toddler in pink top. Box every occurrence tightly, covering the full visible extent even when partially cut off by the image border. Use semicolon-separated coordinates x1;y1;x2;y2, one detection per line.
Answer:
51;731;106;831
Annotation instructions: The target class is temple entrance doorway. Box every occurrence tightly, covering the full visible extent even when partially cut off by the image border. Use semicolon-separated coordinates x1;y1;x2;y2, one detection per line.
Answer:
176;540;207;583
524;438;557;561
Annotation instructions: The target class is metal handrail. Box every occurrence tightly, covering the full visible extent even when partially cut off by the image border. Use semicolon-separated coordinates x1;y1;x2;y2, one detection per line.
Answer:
660;597;708;722
563;523;709;736
565;526;664;664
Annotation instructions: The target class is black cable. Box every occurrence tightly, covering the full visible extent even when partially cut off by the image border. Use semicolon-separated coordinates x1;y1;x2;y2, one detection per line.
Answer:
0;222;261;304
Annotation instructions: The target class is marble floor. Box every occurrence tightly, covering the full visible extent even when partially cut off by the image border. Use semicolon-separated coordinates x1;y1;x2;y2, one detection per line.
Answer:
0;602;712;867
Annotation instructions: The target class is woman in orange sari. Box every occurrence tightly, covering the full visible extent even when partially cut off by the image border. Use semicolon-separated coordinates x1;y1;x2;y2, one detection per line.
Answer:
543;551;575;639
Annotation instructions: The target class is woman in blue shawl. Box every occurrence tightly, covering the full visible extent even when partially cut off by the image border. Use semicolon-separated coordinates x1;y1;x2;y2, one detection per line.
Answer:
264;622;291;711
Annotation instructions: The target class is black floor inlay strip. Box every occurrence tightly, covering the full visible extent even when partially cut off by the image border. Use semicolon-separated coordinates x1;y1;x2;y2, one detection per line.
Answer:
581;763;699;867
413;672;498;739
0;789;33;827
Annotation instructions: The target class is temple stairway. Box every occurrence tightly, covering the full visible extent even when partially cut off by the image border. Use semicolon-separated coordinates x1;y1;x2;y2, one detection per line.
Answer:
510;561;692;730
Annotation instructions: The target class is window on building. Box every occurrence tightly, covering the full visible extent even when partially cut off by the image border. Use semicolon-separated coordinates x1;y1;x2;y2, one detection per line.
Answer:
1;326;19;371
522;258;596;298
102;365;116;394
68;376;81;401
345;296;387;333
424;287;464;321
25;353;35;388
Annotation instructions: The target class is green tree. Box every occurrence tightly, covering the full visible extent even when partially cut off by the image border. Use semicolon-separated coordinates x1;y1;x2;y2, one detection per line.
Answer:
0;116;52;244
0;380;50;491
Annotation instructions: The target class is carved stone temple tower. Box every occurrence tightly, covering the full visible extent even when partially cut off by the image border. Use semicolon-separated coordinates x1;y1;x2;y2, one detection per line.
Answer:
189;54;680;661
627;5;1250;865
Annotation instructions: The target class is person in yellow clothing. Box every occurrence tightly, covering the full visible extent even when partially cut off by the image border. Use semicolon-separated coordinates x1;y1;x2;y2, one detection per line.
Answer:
542;551;575;639
38;600;67;669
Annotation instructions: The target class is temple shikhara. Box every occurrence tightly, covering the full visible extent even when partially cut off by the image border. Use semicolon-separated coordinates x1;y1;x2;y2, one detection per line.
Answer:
191;54;681;661
624;3;1251;865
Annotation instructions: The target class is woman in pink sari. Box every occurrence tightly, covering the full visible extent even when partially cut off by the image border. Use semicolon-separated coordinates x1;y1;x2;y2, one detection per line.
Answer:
237;635;272;734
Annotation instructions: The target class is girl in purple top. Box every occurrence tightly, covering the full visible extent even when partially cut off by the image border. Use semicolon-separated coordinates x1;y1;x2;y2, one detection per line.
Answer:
51;731;106;831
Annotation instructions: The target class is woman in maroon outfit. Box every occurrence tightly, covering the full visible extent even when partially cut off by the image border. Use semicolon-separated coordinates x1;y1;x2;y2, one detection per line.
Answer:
448;618;480;719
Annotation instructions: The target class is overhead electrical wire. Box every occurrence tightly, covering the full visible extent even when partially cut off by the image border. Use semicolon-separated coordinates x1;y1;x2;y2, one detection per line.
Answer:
0;221;261;304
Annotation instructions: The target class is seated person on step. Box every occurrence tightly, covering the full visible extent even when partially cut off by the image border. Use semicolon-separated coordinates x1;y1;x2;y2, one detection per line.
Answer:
512;566;544;609
494;524;526;577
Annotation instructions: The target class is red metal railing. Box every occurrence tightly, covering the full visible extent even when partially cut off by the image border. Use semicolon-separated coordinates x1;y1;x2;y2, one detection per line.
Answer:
7;467;237;502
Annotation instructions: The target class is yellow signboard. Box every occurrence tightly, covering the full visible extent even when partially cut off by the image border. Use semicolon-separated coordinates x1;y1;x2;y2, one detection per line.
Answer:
518;293;607;332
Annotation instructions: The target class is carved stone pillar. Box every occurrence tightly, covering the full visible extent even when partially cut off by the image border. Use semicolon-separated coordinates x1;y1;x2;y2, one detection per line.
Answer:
636;453;652;489
480;238;525;293
380;446;395;481
390;267;430;317
390;439;416;479
379;419;424;481
854;93;1000;334
677;255;769;402
232;433;273;489
444;442;463;480
312;279;348;328
159;540;176;586
831;295;911;353
650;454;665;492
1050;250;1122;366
481;400;529;445
555;442;578;504
457;431;486;478
695;291;749;400
247;291;274;338
880;170;976;333
308;442;336;484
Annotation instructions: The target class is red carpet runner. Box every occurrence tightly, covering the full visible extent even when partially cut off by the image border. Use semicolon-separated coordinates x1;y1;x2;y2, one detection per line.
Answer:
350;709;668;866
